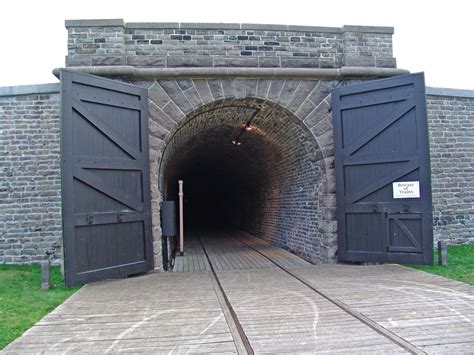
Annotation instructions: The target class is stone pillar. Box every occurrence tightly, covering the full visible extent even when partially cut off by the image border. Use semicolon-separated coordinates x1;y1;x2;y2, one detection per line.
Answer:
65;19;126;67
342;25;396;68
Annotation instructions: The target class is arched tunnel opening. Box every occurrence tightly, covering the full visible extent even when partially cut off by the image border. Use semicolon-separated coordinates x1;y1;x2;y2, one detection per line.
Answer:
159;98;328;262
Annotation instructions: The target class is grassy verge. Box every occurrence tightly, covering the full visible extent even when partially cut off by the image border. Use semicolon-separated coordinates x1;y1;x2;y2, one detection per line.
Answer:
0;264;79;349
406;244;474;285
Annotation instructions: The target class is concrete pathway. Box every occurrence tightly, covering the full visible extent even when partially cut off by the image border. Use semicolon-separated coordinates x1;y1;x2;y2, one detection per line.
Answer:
3;231;473;354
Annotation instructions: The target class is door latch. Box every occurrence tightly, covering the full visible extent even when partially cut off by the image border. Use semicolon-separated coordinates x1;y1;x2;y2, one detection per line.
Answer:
117;211;123;222
86;215;94;225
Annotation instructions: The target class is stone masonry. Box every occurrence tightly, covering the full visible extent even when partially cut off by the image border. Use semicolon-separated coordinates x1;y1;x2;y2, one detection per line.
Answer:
426;88;474;244
2;81;473;265
0;20;472;265
154;81;336;262
65;20;396;69
0;84;62;263
61;20;398;266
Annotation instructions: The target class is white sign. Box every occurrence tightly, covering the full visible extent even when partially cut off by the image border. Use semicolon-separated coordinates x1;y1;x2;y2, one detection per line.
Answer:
393;181;420;199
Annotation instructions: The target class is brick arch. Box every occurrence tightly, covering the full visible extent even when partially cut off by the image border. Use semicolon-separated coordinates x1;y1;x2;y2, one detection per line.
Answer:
141;78;339;264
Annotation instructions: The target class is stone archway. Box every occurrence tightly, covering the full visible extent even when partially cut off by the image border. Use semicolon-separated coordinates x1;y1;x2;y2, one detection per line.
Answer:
139;78;339;266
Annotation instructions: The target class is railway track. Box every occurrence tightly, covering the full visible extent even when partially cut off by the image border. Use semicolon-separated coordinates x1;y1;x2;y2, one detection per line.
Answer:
196;230;425;355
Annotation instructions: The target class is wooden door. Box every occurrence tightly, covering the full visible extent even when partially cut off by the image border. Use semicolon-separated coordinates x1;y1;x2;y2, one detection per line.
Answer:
60;70;153;286
332;73;433;265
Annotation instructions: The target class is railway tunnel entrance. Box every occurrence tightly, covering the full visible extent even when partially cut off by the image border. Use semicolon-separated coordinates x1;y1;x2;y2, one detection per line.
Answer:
57;21;435;286
60;70;433;286
159;98;330;263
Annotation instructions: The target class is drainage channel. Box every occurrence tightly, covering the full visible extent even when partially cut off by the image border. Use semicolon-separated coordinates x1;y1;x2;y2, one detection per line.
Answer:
197;231;426;355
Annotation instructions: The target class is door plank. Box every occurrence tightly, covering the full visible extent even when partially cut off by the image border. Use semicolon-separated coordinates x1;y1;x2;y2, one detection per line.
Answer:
344;97;415;156
72;98;143;160
346;159;419;203
74;167;144;211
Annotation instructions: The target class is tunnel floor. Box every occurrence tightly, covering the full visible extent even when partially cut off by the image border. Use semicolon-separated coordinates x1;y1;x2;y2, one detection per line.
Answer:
172;229;311;272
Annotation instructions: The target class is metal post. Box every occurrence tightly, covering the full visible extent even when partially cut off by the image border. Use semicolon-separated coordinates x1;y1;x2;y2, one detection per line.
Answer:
438;240;447;265
41;260;50;290
178;180;184;256
162;235;169;271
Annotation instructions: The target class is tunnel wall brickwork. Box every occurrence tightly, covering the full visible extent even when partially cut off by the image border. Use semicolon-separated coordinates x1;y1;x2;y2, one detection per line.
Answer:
148;78;338;263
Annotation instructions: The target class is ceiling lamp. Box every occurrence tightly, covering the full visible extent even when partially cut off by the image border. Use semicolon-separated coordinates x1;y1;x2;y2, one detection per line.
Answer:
231;110;259;146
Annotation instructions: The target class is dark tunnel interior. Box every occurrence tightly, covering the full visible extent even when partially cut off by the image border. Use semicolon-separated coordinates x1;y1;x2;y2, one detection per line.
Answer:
166;124;277;228
159;99;326;261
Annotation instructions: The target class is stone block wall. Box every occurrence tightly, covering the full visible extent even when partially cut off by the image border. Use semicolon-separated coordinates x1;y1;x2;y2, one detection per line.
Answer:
342;26;396;68
0;20;472;265
0;84;62;263
1;82;473;265
65;20;396;69
66;20;126;67
427;87;474;244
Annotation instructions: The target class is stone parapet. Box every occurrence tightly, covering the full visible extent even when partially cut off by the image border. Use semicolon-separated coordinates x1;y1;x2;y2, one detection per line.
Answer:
65;20;396;70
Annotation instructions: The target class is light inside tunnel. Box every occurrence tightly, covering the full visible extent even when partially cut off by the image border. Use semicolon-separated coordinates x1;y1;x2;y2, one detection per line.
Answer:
159;98;327;262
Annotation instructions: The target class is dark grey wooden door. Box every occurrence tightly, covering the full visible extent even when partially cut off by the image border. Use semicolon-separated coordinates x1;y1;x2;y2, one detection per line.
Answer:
332;73;433;265
60;70;153;286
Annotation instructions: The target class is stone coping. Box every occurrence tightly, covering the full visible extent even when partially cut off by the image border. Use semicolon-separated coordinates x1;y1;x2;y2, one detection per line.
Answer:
2;81;471;100
53;66;409;80
65;19;125;27
65;19;393;34
0;83;60;97
426;86;474;99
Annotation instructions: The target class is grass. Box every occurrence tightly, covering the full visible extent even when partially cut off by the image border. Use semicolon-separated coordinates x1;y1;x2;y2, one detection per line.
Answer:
406;244;474;285
0;264;79;349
